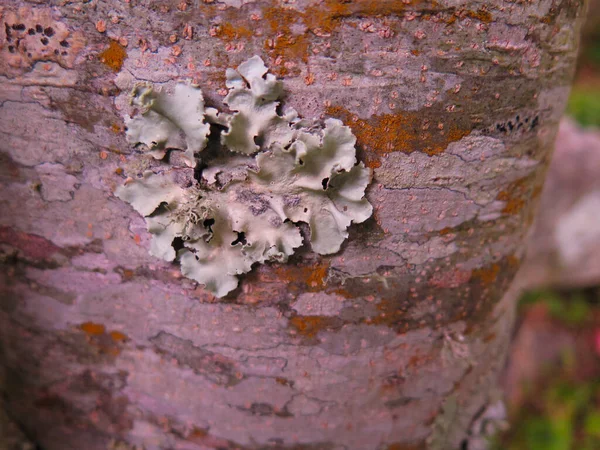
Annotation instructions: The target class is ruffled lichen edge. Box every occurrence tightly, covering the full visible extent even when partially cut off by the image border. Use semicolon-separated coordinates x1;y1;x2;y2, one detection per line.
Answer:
116;56;373;297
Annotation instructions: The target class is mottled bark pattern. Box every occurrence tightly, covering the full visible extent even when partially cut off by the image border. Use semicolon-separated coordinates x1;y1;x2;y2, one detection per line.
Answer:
0;1;585;449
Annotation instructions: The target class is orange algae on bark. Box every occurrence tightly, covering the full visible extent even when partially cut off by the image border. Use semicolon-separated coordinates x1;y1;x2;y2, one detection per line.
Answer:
472;263;500;285
79;322;106;336
208;0;440;75
262;5;311;76
99;40;127;72
212;22;253;41
497;177;533;215
325;105;471;168
465;8;493;23
274;261;330;290
303;0;439;31
109;331;128;343
289;315;335;338
384;442;428;450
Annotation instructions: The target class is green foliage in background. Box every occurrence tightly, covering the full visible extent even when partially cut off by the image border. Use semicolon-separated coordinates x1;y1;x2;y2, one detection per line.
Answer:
567;88;600;128
567;32;600;128
495;381;600;450
519;289;593;326
494;288;600;450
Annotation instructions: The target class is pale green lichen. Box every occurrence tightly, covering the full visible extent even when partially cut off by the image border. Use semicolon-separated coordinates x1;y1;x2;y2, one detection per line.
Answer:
221;56;296;154
117;56;372;297
125;83;210;167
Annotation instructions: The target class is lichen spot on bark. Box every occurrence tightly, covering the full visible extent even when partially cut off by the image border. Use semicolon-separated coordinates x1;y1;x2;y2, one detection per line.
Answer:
99;40;127;72
115;56;373;297
1;6;85;77
79;321;106;336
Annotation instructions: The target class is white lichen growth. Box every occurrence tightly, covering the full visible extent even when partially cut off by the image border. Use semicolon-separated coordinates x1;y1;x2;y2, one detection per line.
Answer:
117;56;372;297
125;83;210;167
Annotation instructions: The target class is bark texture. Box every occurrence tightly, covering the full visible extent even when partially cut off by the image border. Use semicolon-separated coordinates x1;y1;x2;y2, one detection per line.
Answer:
0;1;586;449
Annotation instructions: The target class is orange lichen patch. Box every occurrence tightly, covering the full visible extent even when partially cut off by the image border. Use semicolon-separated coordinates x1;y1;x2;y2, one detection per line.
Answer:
122;269;134;280
189;427;208;439
263;0;420;66
78;323;128;356
306;262;330;287
367;297;405;326
326;105;471;168
465;9;493;23
537;1;576;26
99;40;127;72
187;427;208;443
507;254;521;268
445;15;457;26
109;331;128;343
237;261;332;305
110;123;121;134
289;315;334;338
275;377;293;386
304;0;436;33
498;194;525;215
265;32;310;73
202;0;439;76
79;321;106;336
333;286;358;299
274;261;330;290
385;442;428;450
260;0;438;75
443;8;493;27
262;5;310;76
212;22;253;41
496;177;531;215
472;263;500;285
300;3;341;34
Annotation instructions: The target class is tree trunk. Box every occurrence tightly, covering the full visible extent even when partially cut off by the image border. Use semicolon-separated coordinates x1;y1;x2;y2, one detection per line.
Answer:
0;1;586;449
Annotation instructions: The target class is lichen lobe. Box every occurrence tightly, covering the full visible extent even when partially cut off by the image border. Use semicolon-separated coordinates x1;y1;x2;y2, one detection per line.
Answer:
116;56;372;297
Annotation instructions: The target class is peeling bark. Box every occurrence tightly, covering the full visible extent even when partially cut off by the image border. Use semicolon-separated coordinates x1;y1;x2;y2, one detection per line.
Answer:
0;1;586;449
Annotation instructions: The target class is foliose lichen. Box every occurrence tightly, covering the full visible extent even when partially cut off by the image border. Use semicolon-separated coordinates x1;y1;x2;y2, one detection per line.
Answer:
116;56;373;297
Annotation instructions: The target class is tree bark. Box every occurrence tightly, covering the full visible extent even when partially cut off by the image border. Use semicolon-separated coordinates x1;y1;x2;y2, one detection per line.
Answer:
0;1;586;449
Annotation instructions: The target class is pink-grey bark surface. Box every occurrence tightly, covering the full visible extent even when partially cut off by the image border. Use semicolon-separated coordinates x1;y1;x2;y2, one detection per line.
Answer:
0;1;586;449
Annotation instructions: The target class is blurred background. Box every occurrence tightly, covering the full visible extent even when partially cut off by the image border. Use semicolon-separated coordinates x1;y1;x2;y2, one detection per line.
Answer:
495;2;600;449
